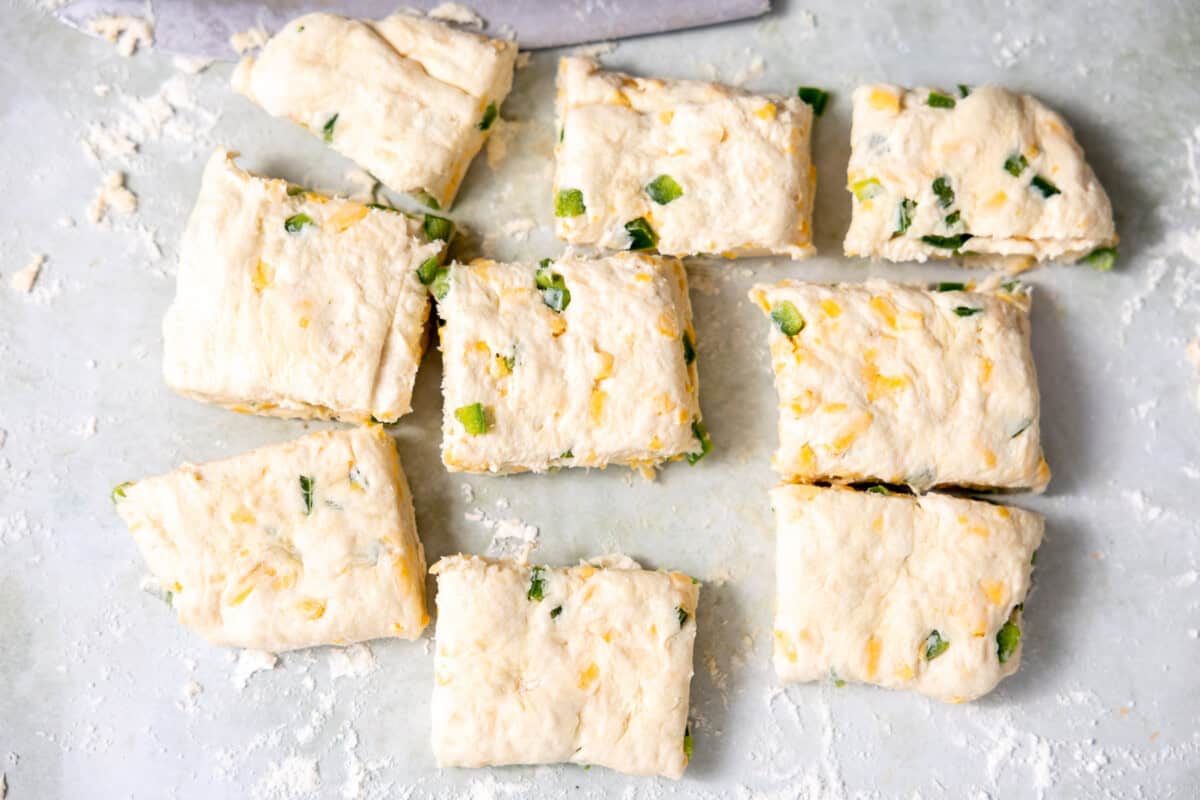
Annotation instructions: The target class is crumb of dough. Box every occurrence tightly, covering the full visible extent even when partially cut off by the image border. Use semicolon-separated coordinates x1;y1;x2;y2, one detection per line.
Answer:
229;26;269;55
231;649;278;689
10;254;45;293
88;172;137;226
87;15;154;56
428;3;485;28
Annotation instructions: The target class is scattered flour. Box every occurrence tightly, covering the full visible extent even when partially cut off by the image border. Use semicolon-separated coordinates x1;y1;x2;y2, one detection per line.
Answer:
327;644;378;680
485;118;522;169
230;26;270;55
1123;490;1164;523
173;55;213;75
232;650;279;689
177;681;203;714
87;15;153;57
466;507;540;563
88;172;137;226
428;3;485;28
991;31;1047;69
10;254;45;293
499;218;537;242
253;755;320;800
730;54;765;87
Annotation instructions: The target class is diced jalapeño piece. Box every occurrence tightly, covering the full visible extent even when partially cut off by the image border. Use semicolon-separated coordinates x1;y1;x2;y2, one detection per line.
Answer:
624;217;658;251
770;301;805;336
924;630;949;660
527;566;546;601
423;214;455;242
555;188;586;217
851;177;883;201
893;198;916;238
935;282;966;292
1031;175;1061;198
322;113;338;143
796;86;830;116
687;420;712;465
953;306;983;317
477;101;498;131
416;257;440;286
996;613;1021;663
921;233;972;250
455;403;488;435
1081;246;1117;272
927;91;956;109
535;264;571;312
682;331;696;365
932;176;955;208
284;213;313;233
299;475;315;514
431;266;451;300
1004;153;1029;177
645;174;683;205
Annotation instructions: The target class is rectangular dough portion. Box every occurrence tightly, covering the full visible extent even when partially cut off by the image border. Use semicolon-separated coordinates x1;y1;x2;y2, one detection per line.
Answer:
749;279;1049;492
113;426;429;652
163;150;442;424
232;12;518;208
844;84;1116;268
554;56;815;259
431;554;699;778
436;252;706;474
772;484;1043;702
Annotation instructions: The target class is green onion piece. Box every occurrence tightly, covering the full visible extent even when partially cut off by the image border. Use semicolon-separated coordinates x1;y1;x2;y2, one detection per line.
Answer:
535;264;571;312
624;217;658;251
416;257;440;285
924;630;949;660
299;475;315;515
1031;175;1061;197
953;306;983;317
683;727;694;762
414;191;440;211
110;481;133;504
944;210;961;227
682;331;696;365
851;177;883;202
1004;153;1029;177
1081;246;1117;272
645;174;684;205
322;113;338;143
796;86;830;116
865;485;891;495
932;176;955;208
286;185;305;196
921;233;972;250
431;267;451;300
928;91;957;109
935;282;966;292
555;188;586;217
539;257;554;269
477;101;498;131
957;84;971;98
687;420;712;465
893;198;916;238
770;301;805;336
527;566;546;601
455;403;488;435
550;605;562;618
996;614;1021;663
423;214;455;242
284;213;313;234
677;607;689;626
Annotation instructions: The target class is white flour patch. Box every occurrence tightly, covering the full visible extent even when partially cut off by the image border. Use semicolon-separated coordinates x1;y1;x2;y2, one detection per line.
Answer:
87;15;154;57
252;755;320;800
177;680;203;713
730;54;765;87
232;650;279;689
82;123;137;162
460;483;474;502
499;218;536;241
88;171;137;226
428;3;485;28
991;32;1047;69
1118;257;1168;332
10;254;45;293
466;507;540;563
327;643;378;680
1123;489;1164;523
230;26;270;55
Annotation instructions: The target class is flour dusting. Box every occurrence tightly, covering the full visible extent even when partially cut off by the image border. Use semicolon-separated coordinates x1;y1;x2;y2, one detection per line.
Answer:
87;15;153;56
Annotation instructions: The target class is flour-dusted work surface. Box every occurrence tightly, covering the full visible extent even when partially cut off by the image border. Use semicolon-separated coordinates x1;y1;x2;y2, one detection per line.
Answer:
1;0;1198;797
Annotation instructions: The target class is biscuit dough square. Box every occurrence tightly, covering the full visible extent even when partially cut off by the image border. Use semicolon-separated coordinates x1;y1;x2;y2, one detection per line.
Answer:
113;426;429;652
163;150;442;423
431;554;699;778
554;57;816;259
772;484;1043;702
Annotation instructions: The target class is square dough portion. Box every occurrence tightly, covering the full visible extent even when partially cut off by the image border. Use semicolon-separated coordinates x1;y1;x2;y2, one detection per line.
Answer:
772;484;1043;702
431;554;699;778
436;252;705;474
554;56;816;259
113;426;429;652
232;12;518;209
844;84;1116;268
163;149;442;424
749;279;1049;492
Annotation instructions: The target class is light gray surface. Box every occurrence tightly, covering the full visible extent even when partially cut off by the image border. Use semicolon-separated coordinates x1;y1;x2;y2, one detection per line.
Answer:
2;1;1199;798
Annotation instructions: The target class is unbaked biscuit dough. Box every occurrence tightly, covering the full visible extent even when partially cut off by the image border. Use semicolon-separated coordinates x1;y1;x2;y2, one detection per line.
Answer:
232;12;518;209
113;426;429;652
436;252;707;474
163;150;442;424
554;56;816;259
431;554;699;778
844;84;1116;269
772;485;1043;702
749;279;1049;492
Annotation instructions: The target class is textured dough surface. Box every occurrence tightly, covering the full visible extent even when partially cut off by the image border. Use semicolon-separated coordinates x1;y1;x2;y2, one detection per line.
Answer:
431;554;699;778
232;12;517;208
114;426;429;652
844;84;1116;267
554;57;815;259
772;485;1043;702
163;149;441;423
749;279;1049;492
437;252;704;474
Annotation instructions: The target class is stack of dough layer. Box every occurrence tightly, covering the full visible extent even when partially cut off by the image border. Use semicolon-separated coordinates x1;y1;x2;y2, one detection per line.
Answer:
436;252;705;474
431;554;699;778
232;12;518;208
772;484;1043;702
749;279;1049;492
554;56;816;259
163;150;441;424
113;426;429;652
844;84;1116;268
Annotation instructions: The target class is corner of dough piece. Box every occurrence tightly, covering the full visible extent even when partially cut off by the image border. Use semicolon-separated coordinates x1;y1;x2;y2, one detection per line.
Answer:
748;278;1049;493
430;554;700;778
553;56;816;260
435;251;707;475
770;484;1043;702
231;12;518;209
842;83;1117;269
162;149;443;424
112;425;429;652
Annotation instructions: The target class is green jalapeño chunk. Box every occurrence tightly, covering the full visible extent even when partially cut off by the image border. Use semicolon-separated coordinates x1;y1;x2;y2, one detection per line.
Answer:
416;257;440;285
893;198;916;238
322;113;338;143
299;475;315;514
924;630;949;660
535;263;571;312
645;174;683;204
1031;175;1061;198
927;91;956;109
284;213;314;233
1081;246;1117;271
932;176;955;208
996;613;1021;663
527;566;546;601
1004;153;1029;177
478;101;498;131
770;300;805;336
687;420;712;465
455;403;488;435
796;86;830;116
555;188;586;217
624;217;658;251
423;214;455;242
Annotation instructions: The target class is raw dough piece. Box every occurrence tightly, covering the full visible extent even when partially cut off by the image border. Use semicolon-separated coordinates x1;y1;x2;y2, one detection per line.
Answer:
113;426;429;652
431;554;699;777
554;56;816;259
163;150;441;423
772;484;1043;702
436;252;706;474
749;279;1049;492
844;84;1116;268
232;12;518;209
